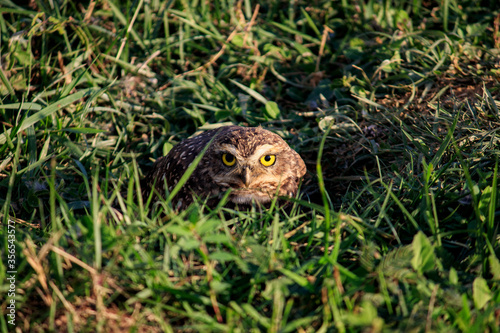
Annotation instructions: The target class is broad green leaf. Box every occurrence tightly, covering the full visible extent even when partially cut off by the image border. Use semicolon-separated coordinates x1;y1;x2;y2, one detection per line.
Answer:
478;185;492;222
278;268;312;290
164;225;192;237
135;288;153;299
350;85;367;98
411;232;436;274
449;267;458;285
230;33;244;47
318;116;335;132
210;250;249;273
290;42;313;57
202;234;230;244
343;301;379;326
177;238;200;251
163;142;174;156
195;219;221;235
264;101;280;119
209;251;236;262
472;277;491;310
489;254;500;281
210;280;231;293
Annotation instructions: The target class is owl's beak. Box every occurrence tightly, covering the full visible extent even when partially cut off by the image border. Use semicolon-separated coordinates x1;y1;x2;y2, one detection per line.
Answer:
241;167;251;187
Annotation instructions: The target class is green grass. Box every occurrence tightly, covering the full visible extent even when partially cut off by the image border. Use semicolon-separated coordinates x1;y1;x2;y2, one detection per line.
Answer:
1;0;500;331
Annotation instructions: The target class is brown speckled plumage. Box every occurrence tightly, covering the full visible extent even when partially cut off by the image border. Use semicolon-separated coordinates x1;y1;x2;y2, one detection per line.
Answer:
143;126;306;209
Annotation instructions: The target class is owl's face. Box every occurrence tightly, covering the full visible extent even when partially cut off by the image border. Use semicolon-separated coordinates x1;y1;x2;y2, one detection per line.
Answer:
200;127;306;205
144;125;306;210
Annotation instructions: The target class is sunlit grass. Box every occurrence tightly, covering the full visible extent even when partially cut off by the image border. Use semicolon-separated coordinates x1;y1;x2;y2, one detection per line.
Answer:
1;0;499;331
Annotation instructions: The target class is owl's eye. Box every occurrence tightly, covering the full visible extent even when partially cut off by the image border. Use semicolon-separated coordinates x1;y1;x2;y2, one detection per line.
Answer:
222;153;236;166
260;154;276;167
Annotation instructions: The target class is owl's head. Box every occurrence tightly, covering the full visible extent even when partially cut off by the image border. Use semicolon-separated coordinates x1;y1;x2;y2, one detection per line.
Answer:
200;126;306;205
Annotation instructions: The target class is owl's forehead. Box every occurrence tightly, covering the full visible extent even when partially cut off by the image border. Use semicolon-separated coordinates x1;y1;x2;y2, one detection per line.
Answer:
214;127;285;157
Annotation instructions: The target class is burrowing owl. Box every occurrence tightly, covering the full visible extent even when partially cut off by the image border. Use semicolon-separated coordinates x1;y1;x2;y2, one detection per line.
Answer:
143;126;306;209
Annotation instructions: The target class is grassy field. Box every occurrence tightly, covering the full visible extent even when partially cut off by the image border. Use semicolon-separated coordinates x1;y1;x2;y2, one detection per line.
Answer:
1;0;500;331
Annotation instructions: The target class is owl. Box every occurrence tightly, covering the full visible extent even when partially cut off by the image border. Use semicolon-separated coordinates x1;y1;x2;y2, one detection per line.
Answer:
143;125;306;210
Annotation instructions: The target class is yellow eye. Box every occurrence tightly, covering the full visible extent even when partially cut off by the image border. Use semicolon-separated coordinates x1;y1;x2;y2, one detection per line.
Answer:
222;153;236;166
260;155;276;167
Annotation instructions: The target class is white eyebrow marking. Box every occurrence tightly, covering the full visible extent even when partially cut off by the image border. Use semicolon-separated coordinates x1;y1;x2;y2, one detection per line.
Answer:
250;144;282;160
214;144;283;163
215;144;239;158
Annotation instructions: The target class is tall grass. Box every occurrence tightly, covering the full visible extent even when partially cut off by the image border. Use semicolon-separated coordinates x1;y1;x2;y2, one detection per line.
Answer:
1;0;499;331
